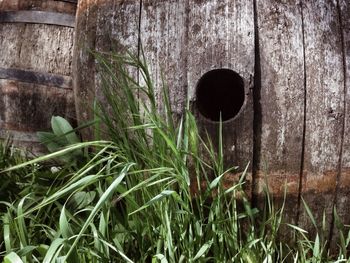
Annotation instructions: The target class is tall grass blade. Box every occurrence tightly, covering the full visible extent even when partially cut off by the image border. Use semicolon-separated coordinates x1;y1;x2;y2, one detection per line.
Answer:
129;190;175;216
301;197;317;230
42;238;66;263
3;252;24;263
2;141;111;172
66;163;134;257
193;240;213;260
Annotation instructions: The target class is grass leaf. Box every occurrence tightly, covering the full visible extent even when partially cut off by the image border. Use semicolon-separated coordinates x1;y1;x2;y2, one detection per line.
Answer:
66;163;134;257
3;252;24;263
193;240;213;260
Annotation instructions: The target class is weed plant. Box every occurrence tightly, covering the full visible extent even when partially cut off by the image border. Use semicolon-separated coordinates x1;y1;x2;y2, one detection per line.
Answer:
1;51;349;262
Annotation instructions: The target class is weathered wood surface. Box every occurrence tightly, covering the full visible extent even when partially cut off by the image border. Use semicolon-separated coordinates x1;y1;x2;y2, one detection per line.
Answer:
0;1;76;154
0;0;76;15
0;11;75;27
73;0;350;242
73;0;140;140
334;0;350;241
0;24;74;75
255;0;305;226
187;0;254;180
140;0;187;116
298;0;345;238
0;79;75;153
0;79;75;131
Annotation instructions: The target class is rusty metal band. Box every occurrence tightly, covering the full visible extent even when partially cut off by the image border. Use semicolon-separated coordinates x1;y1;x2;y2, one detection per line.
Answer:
0;11;75;27
0;68;72;89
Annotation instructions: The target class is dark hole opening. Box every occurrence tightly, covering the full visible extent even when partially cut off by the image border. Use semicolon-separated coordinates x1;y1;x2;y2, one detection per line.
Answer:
196;69;245;122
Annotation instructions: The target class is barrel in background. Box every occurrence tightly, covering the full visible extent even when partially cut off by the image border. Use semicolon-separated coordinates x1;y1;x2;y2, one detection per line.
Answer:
73;0;350;243
0;0;77;154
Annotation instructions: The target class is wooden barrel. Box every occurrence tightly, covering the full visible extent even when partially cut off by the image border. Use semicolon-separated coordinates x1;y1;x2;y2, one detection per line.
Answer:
73;0;350;242
0;0;77;154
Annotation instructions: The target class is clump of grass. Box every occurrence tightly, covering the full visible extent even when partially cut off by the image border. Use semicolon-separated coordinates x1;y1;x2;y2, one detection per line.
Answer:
0;136;25;204
1;50;349;262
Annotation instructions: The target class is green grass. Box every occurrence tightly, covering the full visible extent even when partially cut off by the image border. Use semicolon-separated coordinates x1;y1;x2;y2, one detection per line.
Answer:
1;50;350;262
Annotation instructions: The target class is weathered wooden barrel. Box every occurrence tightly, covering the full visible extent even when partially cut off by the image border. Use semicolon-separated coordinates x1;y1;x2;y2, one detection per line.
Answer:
73;0;350;242
0;0;77;154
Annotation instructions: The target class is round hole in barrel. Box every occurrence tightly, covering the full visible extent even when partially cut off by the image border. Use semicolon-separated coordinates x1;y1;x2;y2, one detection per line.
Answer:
195;69;245;122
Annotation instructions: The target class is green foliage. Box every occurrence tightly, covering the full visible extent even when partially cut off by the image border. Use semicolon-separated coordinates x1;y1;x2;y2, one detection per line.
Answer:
0;137;32;204
3;252;23;263
0;50;349;262
37;116;84;165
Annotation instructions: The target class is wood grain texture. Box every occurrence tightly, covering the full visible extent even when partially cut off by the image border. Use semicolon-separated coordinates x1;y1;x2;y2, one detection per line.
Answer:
97;0;140;101
73;0;140;139
140;0;188;116
72;0;98;133
298;0;345;236
187;0;254;178
0;23;74;75
0;0;77;15
0;79;75;154
0;79;75;131
335;0;350;234
255;0;305;226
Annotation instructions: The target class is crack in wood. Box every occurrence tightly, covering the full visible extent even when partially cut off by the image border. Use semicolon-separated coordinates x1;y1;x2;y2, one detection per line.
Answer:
137;0;142;89
296;0;307;229
252;0;262;208
329;0;349;246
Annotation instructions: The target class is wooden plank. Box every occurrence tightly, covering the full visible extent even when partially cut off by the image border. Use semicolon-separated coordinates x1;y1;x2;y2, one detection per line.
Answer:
140;0;188;117
73;0;99;137
299;0;345;237
255;0;304;225
73;0;140;140
0;23;74;76
187;0;254;183
0;68;72;89
0;11;75;27
335;0;350;238
0;79;75;132
94;0;140;125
